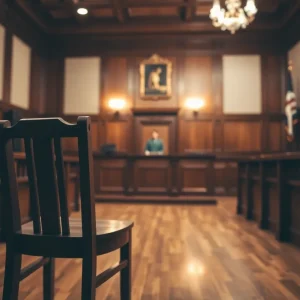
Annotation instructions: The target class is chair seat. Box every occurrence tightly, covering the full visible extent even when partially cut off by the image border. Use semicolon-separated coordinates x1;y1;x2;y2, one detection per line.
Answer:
12;219;134;258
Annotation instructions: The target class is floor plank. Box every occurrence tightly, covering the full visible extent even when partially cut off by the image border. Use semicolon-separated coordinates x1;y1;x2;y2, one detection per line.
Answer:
1;198;300;299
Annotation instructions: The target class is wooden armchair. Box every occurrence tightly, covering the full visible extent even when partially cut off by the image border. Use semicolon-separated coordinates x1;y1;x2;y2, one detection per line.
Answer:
0;116;133;300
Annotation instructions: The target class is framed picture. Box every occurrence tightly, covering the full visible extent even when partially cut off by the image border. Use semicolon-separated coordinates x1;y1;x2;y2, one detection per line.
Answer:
139;54;172;100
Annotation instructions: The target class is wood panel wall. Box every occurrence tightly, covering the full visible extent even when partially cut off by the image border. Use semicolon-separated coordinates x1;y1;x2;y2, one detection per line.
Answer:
58;53;285;155
0;2;50;118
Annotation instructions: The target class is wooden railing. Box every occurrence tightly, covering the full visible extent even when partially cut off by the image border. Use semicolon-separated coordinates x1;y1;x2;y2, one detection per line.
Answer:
237;152;300;248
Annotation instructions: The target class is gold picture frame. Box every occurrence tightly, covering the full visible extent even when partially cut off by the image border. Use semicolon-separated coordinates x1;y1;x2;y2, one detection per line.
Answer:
139;54;172;100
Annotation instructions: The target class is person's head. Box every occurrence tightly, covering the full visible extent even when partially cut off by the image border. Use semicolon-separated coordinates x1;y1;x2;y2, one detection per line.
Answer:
156;68;162;74
152;129;159;139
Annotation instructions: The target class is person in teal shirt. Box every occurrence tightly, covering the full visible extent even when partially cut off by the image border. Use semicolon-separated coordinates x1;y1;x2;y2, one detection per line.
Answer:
144;129;164;155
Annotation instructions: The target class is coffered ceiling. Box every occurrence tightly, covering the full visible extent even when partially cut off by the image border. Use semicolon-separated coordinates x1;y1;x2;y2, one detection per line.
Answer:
11;0;300;35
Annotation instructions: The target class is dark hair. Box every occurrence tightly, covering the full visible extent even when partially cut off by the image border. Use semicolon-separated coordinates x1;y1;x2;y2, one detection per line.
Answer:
152;129;158;133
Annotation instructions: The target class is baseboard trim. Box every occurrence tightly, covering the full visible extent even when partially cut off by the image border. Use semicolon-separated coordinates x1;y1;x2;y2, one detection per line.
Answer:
95;194;217;205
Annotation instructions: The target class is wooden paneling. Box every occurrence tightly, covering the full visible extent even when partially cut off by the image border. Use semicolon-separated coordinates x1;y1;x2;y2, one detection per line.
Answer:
212;56;223;114
93;155;217;200
0;6;284;157
0;3;50;116
62;137;77;152
91;8;114;18
224;121;261;152
105;120;132;153
179;160;211;194
178;120;213;153
95;159;127;193
45;58;64;115
92;54;283;155
3;26;12;104
214;161;238;195
267;121;282;152
30;51;47;114
181;56;213;112
91;121;99;152
41;52;285;155
102;57;129;111
262;55;283;113
134;160;170;193
214;162;227;194
128;7;178;17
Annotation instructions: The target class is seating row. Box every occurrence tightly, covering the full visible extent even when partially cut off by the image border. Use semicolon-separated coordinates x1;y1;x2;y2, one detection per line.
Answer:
237;152;300;247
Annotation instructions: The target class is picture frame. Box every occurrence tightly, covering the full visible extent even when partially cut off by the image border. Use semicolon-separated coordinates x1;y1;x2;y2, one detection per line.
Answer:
139;54;172;100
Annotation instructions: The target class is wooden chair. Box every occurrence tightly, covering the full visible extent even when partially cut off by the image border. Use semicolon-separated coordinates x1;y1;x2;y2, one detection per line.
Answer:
0;116;133;300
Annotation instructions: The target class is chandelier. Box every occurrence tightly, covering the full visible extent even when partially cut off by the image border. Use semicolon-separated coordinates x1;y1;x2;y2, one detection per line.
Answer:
209;0;258;34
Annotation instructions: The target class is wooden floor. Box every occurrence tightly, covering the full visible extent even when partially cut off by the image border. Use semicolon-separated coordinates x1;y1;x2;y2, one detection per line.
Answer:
1;198;300;299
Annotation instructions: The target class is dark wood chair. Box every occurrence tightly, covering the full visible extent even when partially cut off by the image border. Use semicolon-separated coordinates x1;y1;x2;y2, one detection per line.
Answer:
0;116;133;300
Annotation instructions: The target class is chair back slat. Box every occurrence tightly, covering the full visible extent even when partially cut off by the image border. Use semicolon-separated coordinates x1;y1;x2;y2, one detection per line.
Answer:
54;137;70;235
77;117;96;243
0;121;21;240
24;138;42;234
33;137;61;235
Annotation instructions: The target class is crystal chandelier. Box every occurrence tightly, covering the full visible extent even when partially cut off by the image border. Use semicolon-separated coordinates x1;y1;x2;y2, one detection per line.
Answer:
209;0;258;34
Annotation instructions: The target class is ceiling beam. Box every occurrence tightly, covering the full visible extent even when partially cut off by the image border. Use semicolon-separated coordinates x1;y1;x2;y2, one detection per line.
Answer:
184;0;196;21
53;16;279;35
127;0;184;7
15;0;50;30
111;0;128;23
41;0;185;9
281;0;300;25
257;0;280;13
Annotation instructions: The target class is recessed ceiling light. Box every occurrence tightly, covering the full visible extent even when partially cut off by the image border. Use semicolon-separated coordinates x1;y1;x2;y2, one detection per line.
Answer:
77;8;88;15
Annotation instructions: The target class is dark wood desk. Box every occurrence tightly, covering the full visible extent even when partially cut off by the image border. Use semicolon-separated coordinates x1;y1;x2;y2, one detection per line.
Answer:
237;152;300;247
93;154;217;203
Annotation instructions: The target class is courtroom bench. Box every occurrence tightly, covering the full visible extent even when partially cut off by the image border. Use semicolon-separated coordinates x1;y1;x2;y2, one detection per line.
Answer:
0;152;79;240
237;152;300;247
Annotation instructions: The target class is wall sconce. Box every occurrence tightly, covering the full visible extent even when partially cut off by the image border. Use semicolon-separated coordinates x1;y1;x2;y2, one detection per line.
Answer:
77;8;89;15
108;98;126;116
185;97;205;114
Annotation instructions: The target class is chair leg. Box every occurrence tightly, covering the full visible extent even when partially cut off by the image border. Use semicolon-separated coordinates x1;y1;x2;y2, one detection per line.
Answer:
43;257;55;300
81;256;96;300
3;249;22;300
120;230;132;300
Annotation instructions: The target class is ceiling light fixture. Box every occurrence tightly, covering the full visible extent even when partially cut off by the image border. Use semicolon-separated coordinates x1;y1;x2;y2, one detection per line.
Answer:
210;0;257;34
77;8;88;15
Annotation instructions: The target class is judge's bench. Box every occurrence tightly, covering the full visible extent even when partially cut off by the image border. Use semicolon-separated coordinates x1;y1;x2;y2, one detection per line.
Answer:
92;151;239;204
